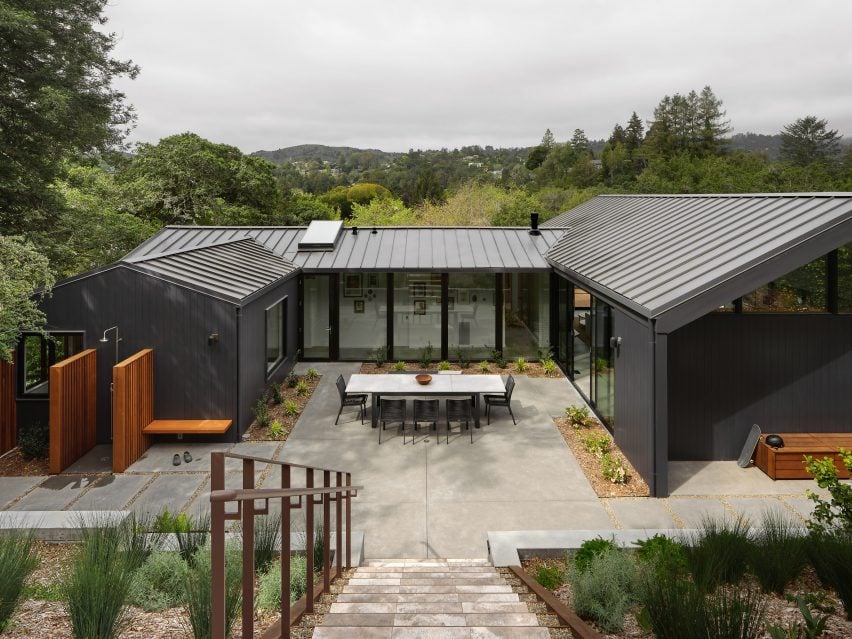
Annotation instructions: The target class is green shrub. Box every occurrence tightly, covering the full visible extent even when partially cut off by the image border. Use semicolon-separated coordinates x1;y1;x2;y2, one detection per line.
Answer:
806;530;852;619
565;405;593;428
153;507;192;534
270;383;284;404
174;513;209;567
785;589;836;614
455;347;470;369
18;421;49;458
312;524;325;573
283;400;299;417
582;432;611;458
573;536;617;573
542;358;557;376
305;367;319;381
491;349;507;369
534;563;564;590
568;548;638;632
419;342;434;369
372;346;387;368
393;360;406;372
637;570;706;639
704;586;766;639
0;530;38;631
515;356;527;372
252;512;281;573
295;380;309;396
183;543;241;639
478;360;490;373
128;551;188;611
438;360;451;371
269;420;284;438
634;534;688;577
805;448;852;533
684;516;751;592
601;452;628;484
748;509;808;593
536;345;554;362
22;580;63;602
285;370;299;388
66;517;145;639
256;554;309;610
253;397;271;428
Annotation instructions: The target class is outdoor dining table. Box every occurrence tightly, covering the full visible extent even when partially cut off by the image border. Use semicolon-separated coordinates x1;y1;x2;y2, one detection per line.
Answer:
345;373;507;429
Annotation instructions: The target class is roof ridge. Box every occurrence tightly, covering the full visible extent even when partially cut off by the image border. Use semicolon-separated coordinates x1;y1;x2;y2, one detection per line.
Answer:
125;234;256;263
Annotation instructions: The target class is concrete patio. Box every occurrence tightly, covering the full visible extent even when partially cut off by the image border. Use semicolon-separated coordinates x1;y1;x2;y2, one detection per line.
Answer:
0;362;828;559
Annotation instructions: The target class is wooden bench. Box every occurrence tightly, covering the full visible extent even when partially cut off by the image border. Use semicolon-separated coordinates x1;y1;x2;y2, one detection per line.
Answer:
142;419;232;435
754;433;852;480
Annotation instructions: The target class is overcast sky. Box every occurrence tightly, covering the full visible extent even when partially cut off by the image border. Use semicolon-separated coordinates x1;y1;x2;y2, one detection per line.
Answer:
103;0;852;153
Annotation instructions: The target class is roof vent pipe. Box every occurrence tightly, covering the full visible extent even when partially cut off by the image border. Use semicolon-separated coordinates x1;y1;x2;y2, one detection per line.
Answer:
529;212;540;236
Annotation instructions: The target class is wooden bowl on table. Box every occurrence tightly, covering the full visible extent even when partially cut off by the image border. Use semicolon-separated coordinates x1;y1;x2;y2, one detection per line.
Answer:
415;374;432;385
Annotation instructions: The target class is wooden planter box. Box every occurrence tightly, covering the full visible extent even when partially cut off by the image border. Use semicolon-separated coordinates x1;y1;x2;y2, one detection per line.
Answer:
754;433;852;480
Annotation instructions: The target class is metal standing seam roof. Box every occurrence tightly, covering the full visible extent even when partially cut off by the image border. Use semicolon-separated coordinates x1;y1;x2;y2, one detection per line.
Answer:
125;227;564;272
544;194;852;321
124;237;299;303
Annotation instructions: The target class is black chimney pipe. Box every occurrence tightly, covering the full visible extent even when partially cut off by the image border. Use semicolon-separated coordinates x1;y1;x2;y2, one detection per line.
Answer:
529;212;540;236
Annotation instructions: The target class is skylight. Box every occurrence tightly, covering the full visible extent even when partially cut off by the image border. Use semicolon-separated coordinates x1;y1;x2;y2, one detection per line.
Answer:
298;220;344;251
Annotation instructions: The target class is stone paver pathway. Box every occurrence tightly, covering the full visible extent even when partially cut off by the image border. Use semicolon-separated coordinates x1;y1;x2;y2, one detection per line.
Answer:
314;559;548;639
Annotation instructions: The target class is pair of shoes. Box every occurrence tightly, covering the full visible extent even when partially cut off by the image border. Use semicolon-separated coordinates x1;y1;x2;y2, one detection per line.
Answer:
172;451;193;466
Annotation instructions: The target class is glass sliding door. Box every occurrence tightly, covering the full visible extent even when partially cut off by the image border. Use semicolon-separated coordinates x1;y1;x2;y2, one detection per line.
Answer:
303;274;332;359
448;273;496;359
339;273;387;360
592;298;615;426
556;277;572;368
571;285;592;398
503;273;550;358
393;273;442;360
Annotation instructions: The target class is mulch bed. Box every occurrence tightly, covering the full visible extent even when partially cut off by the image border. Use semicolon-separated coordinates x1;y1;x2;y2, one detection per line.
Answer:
359;360;564;378
0;448;49;477
244;375;321;442
521;557;852;639
554;417;649;498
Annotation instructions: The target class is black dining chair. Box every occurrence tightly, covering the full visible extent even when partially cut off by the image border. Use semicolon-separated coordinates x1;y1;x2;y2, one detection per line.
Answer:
412;399;439;444
446;397;474;444
335;374;367;425
378;398;406;444
484;375;516;425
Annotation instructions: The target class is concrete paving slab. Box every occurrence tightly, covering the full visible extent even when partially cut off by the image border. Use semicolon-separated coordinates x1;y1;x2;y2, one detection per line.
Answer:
669;461;817;496
0;476;45;510
63;445;112;473
124;443;231;473
666;498;731;528
69;473;151;511
605;498;678;529
353;501;427;559
129;473;206;515
9;474;100;511
782;497;817;521
0;511;128;541
226;441;282;471
725;497;799;524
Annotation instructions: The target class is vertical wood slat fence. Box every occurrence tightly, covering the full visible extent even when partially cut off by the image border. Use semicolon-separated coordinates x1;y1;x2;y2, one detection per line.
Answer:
49;349;97;474
0;356;16;456
112;349;153;473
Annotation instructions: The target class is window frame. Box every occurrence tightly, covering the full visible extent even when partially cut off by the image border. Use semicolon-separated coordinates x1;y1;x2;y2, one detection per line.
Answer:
17;331;85;399
264;296;288;379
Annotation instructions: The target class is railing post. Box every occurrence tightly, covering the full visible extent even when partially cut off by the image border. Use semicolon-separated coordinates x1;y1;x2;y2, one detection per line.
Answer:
281;464;291;638
323;470;331;594
241;459;255;639
211;452;226;639
345;473;352;569
305;468;314;614
335;471;343;580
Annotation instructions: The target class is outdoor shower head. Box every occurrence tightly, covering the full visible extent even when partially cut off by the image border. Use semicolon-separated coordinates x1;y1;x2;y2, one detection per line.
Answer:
99;336;109;343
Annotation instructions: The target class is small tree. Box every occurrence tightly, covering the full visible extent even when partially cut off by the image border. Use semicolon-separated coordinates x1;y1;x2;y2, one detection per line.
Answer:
805;448;852;533
780;116;842;166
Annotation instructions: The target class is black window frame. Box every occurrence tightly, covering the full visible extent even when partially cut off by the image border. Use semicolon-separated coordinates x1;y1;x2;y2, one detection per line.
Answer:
265;296;288;379
17;331;85;398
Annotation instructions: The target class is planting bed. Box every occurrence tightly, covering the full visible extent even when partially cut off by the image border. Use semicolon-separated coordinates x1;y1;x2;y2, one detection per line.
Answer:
0;448;49;477
360;360;564;377
244;374;321;442
554;416;649;497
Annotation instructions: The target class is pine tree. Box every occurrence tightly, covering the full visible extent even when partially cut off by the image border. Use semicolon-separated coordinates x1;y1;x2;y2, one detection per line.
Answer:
780;116;842;166
624;112;645;153
570;129;591;155
540;128;556;150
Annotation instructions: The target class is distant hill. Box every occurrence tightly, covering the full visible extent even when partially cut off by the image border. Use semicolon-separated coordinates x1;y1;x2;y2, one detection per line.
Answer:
252;144;400;165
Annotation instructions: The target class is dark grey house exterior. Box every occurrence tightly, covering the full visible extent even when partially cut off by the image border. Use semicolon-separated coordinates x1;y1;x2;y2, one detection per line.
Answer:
17;193;852;495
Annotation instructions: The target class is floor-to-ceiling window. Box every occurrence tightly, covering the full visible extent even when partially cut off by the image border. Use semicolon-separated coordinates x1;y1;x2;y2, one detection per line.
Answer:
338;273;387;360
503;273;550;358
556;277;572;368
303;274;331;359
592;298;614;426
572;285;592;398
448;273;496;359
393;273;442;360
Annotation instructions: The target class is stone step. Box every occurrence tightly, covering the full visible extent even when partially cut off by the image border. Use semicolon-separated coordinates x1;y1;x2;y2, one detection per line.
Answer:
314;628;550;638
353;571;502;579
358;565;496;573
342;584;516;594
349;578;509;586
336;593;521;604
322;612;540;627
330;602;531;614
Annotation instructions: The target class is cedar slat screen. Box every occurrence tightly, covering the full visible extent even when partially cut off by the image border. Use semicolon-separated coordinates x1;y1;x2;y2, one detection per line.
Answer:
49;349;97;474
112;349;153;473
0;356;15;456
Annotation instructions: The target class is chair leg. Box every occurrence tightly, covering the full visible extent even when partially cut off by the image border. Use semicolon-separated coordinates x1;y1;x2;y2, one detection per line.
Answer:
360;402;365;424
469;420;473;444
379;420;383;444
487;404;491;425
508;405;516;425
335;404;343;425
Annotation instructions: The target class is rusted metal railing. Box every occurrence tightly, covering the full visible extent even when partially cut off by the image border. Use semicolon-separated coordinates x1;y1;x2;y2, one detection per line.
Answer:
210;452;361;639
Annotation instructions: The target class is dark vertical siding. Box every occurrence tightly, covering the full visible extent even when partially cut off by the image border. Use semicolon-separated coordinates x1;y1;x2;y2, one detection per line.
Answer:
238;277;299;433
668;314;852;460
612;309;656;491
37;267;237;443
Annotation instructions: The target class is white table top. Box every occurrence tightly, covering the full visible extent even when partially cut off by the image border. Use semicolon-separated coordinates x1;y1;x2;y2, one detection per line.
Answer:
346;373;506;395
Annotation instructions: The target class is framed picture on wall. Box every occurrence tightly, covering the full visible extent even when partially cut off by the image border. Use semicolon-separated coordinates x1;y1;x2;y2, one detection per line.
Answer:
344;274;362;297
414;299;427;315
367;274;379;287
353;299;365;314
412;282;426;298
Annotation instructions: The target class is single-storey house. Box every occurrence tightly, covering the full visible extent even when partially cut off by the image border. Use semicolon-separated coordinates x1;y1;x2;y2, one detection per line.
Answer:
15;193;852;495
